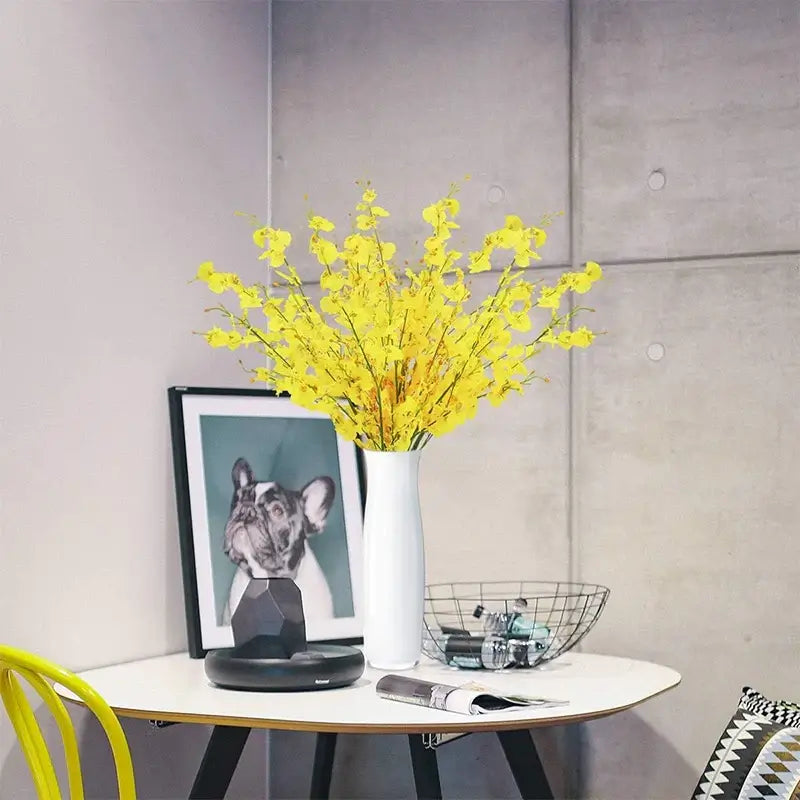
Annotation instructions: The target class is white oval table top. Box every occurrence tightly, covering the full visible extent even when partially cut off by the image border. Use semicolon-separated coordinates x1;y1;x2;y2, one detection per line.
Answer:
58;651;681;734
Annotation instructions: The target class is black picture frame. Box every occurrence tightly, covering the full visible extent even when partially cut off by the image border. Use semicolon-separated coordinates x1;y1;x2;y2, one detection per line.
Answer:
168;386;366;658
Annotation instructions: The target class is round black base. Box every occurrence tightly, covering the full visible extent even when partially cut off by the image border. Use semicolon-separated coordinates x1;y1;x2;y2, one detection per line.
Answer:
204;644;365;692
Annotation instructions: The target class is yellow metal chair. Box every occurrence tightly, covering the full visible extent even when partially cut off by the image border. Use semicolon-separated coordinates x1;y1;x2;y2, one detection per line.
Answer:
0;644;136;799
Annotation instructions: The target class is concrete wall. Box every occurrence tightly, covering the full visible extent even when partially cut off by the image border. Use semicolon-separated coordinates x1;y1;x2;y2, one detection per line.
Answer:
0;2;272;797
2;1;798;799
269;1;800;798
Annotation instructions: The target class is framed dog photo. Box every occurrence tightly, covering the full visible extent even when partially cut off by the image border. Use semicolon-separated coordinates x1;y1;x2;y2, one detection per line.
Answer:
168;386;365;658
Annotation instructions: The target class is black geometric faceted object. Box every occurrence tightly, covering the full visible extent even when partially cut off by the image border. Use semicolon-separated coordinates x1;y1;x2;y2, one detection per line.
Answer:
205;577;365;691
230;577;307;659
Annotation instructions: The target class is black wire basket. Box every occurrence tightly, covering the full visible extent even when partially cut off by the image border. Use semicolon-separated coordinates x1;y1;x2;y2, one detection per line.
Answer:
422;581;610;670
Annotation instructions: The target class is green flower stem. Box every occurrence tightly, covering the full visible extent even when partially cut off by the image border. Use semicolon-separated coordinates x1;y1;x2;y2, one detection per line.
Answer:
338;305;386;451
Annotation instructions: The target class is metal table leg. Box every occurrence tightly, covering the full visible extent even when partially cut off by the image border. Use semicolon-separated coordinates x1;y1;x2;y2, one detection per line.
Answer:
496;729;554;800
309;732;338;799
189;725;251;799
408;734;443;800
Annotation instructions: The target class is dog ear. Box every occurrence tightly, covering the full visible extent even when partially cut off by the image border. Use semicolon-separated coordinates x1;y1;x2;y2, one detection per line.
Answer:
231;458;255;489
301;476;335;533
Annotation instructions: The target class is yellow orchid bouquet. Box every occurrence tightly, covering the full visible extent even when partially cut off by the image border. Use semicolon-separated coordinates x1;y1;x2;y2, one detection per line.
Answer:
196;181;602;451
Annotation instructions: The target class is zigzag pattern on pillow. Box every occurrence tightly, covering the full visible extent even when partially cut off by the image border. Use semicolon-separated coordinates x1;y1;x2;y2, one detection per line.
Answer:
739;686;800;728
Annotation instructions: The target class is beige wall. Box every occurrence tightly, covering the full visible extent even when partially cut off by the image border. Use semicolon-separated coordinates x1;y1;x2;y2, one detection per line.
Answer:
2;1;799;799
1;2;272;797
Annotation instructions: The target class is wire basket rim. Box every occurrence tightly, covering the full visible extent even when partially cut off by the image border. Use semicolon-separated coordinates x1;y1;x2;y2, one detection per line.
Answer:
424;581;611;601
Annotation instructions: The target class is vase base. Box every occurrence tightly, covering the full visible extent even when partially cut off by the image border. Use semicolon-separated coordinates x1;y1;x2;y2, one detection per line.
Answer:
367;658;420;672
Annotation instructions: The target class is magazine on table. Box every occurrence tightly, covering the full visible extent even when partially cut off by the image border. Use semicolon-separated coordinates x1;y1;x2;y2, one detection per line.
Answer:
375;674;569;716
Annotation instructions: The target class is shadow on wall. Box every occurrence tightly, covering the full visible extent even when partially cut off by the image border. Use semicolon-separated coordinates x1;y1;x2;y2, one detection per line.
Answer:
1;708;268;799
269;726;572;799
575;711;698;800
266;714;694;800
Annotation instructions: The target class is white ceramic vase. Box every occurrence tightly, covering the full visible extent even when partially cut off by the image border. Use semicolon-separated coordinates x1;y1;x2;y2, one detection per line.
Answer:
362;449;425;670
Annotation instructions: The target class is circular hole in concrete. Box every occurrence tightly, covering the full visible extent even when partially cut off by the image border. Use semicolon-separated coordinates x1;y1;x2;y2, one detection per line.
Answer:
647;169;666;191
646;342;666;361
487;184;505;204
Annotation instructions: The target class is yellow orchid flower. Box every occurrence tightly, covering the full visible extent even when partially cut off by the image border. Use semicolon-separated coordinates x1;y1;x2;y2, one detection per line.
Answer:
308;215;335;232
194;181;602;449
204;326;231;347
570;327;595;348
355;214;377;231
236;286;262;309
207;272;240;294
196;261;215;281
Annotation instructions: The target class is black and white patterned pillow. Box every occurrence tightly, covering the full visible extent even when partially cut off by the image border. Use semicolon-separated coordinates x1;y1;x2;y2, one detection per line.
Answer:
693;687;800;799
739;686;800;728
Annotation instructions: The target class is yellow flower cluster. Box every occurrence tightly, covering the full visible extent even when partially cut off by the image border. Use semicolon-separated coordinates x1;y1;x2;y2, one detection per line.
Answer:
196;182;602;450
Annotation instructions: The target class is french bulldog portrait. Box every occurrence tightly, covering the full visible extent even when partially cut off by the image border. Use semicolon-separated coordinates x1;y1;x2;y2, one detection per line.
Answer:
221;457;337;625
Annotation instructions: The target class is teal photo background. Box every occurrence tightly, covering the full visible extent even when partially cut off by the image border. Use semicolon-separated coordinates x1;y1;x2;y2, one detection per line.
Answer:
199;415;355;623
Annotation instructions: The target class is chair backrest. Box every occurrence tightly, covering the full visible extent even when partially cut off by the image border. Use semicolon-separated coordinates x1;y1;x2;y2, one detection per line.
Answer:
0;644;136;799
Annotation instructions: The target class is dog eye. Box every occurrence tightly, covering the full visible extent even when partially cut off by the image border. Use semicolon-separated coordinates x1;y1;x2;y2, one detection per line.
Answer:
269;504;284;518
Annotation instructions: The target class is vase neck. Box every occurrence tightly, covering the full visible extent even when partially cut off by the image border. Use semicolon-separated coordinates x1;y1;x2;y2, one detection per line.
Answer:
362;449;422;481
362;449;422;463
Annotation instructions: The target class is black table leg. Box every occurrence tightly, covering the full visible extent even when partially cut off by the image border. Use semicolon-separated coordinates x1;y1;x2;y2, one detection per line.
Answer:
408;734;442;800
496;729;554;800
189;725;251;799
309;732;338;799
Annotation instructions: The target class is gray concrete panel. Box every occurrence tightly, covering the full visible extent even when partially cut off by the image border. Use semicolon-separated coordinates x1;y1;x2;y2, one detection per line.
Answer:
272;0;571;280
572;257;800;798
577;0;800;262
